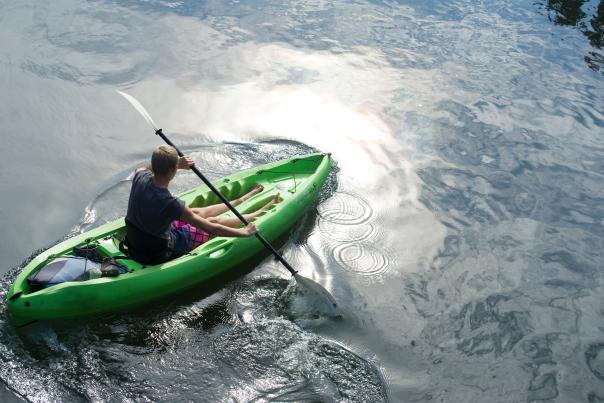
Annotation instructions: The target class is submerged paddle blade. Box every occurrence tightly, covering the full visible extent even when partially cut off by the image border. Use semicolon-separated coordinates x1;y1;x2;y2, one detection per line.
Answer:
294;273;337;312
117;90;159;131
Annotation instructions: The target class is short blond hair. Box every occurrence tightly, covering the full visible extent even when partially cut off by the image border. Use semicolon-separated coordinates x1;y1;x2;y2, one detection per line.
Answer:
151;145;178;176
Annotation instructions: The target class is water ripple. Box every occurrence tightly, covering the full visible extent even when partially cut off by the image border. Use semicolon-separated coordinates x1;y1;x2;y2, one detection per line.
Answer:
318;220;378;243
586;343;604;382
332;243;390;276
213;319;387;402
317;191;374;226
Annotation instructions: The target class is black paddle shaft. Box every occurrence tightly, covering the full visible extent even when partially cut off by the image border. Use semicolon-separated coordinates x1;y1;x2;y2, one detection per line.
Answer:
155;129;297;276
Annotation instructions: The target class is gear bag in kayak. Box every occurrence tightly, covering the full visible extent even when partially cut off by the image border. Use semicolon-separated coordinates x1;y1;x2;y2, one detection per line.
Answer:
27;257;122;291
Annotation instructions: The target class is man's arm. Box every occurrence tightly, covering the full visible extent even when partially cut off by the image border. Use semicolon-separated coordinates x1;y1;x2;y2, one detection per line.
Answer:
180;206;256;237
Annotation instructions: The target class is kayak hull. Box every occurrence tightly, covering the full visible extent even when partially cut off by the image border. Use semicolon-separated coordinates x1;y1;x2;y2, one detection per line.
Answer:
7;153;332;326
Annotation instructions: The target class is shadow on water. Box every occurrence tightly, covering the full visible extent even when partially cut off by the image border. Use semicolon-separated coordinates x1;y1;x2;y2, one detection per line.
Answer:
538;0;604;73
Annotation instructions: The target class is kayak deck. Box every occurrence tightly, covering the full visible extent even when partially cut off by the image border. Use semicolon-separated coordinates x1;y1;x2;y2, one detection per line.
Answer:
7;153;332;326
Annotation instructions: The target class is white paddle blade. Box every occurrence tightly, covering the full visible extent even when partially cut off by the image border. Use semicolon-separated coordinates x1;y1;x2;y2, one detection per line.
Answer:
116;90;159;131
294;274;338;312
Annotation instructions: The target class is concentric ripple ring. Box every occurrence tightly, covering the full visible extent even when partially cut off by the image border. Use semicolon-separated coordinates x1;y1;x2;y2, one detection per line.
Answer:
332;243;390;276
317;191;374;225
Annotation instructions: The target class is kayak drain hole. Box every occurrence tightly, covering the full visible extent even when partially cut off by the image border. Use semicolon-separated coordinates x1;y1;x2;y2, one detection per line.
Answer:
25;302;30;307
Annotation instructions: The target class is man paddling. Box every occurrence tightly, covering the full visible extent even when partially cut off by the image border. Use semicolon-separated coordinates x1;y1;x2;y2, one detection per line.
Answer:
125;145;279;264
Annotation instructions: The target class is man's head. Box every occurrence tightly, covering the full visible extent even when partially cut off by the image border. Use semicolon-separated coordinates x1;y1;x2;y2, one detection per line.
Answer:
151;145;178;179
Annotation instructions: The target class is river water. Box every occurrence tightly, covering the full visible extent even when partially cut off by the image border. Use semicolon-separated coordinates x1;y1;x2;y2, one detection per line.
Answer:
1;0;603;402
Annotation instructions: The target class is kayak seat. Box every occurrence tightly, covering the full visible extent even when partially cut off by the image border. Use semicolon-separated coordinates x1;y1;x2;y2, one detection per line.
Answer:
122;219;175;266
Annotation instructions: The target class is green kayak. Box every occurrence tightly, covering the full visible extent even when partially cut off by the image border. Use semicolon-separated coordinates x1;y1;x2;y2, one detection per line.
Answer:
7;153;333;326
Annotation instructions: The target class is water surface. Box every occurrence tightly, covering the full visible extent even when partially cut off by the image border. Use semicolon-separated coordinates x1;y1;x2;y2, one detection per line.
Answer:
1;0;603;401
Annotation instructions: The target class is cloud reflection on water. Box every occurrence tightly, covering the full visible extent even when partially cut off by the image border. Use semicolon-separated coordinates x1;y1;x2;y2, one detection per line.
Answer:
131;42;447;279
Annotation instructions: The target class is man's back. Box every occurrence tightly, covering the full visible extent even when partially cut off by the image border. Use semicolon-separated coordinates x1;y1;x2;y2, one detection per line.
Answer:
125;169;184;241
123;147;257;264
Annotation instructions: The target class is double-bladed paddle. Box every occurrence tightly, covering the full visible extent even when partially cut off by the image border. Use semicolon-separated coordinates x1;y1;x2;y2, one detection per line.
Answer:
117;90;337;311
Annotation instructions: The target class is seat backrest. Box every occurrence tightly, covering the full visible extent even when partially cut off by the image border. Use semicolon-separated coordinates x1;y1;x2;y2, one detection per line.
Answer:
124;218;172;265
